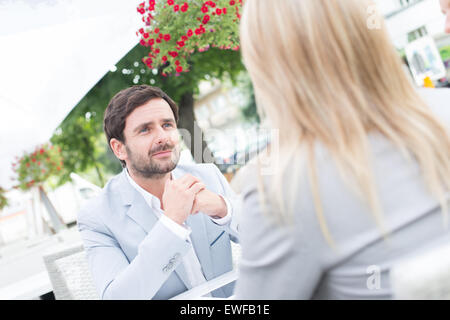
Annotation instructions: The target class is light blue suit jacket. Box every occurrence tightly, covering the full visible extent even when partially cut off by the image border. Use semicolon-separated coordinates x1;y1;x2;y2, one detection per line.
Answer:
77;163;239;300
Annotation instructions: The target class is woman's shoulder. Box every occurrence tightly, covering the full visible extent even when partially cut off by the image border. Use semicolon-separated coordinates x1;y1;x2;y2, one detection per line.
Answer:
417;88;450;124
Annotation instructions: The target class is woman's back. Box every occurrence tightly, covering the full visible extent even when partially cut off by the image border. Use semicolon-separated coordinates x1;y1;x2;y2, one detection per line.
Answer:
234;88;450;299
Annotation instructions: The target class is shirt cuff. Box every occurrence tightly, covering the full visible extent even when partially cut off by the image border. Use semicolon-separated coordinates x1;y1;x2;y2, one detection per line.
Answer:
160;214;192;241
210;195;232;225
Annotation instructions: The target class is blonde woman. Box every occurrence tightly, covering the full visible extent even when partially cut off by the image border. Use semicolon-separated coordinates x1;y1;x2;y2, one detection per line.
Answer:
234;0;450;299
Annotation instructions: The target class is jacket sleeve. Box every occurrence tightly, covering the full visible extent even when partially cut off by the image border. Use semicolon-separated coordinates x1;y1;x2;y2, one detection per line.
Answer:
77;210;191;300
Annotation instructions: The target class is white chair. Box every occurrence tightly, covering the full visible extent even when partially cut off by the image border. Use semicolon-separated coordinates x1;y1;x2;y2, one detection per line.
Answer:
390;242;450;299
42;243;99;300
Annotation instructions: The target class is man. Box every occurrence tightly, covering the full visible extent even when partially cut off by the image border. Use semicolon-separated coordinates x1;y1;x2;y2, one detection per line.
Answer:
77;85;239;299
441;0;450;33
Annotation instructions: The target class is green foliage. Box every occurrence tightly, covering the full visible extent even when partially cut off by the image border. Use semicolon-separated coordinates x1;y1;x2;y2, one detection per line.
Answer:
51;116;105;186
440;46;450;62
11;143;64;191
238;73;259;123
0;188;8;210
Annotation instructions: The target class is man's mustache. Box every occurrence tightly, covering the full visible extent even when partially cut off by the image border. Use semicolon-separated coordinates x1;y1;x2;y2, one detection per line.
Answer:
149;143;175;156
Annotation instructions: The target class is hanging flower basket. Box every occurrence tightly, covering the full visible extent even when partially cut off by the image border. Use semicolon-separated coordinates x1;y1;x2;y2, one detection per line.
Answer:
11;143;64;191
136;0;243;75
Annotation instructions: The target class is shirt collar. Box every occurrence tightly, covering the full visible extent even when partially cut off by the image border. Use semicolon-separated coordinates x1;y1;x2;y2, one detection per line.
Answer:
124;166;181;211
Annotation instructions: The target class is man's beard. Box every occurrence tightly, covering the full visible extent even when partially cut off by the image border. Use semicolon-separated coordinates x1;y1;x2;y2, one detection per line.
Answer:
126;142;180;179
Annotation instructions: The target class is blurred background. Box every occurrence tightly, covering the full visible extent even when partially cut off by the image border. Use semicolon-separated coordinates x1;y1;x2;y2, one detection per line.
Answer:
0;0;448;299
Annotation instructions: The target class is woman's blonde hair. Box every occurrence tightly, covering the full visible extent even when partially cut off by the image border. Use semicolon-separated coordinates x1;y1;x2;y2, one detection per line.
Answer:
240;0;450;247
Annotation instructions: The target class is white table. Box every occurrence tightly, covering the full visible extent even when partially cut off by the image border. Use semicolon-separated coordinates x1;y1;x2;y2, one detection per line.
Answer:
171;269;238;300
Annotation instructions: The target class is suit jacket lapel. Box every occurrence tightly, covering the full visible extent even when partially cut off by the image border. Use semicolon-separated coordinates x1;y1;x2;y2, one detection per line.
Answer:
117;170;192;290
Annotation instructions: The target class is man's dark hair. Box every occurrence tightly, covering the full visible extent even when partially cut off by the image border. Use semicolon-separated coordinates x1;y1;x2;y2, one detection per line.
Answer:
104;85;179;167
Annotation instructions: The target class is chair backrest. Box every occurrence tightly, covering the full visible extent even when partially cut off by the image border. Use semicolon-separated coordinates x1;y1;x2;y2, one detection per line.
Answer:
390;242;450;299
42;243;99;300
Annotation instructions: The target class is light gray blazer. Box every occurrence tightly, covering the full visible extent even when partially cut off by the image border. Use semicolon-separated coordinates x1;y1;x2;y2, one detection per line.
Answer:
77;163;239;300
234;88;450;299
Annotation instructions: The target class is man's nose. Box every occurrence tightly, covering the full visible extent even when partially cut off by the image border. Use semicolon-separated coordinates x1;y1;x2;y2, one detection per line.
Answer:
154;126;170;145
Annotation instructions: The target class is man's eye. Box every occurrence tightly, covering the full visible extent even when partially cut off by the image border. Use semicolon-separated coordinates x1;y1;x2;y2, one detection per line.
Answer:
163;123;173;128
140;127;149;133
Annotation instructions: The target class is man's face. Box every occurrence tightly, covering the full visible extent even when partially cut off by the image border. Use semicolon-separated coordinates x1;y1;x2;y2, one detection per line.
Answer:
121;98;180;179
441;0;450;33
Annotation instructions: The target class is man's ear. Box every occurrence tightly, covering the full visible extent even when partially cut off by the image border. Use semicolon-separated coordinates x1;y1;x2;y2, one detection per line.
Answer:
110;138;127;163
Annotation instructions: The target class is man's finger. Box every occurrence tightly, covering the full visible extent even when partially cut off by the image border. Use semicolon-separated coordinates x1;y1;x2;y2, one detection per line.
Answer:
189;182;206;195
179;174;201;189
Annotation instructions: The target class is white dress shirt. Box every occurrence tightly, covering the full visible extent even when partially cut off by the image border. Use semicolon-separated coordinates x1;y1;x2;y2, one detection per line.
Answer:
125;168;232;293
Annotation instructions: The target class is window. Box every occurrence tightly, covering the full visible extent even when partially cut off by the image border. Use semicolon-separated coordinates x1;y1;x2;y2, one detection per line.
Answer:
407;26;428;43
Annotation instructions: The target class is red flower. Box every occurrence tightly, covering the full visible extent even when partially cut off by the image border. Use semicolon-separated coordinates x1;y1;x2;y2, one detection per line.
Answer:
201;6;208;13
202;15;210;24
149;38;155;45
138;28;144;34
176;66;183;73
154;28;160;34
175;60;180;66
39;148;45;154
162;56;168;62
187;29;193;37
216;8;222;15
167;0;174;5
164;34;171;41
174;4;179;11
143;32;149;39
156;38;161;43
181;3;188;12
177;41;185;47
230;0;235;5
